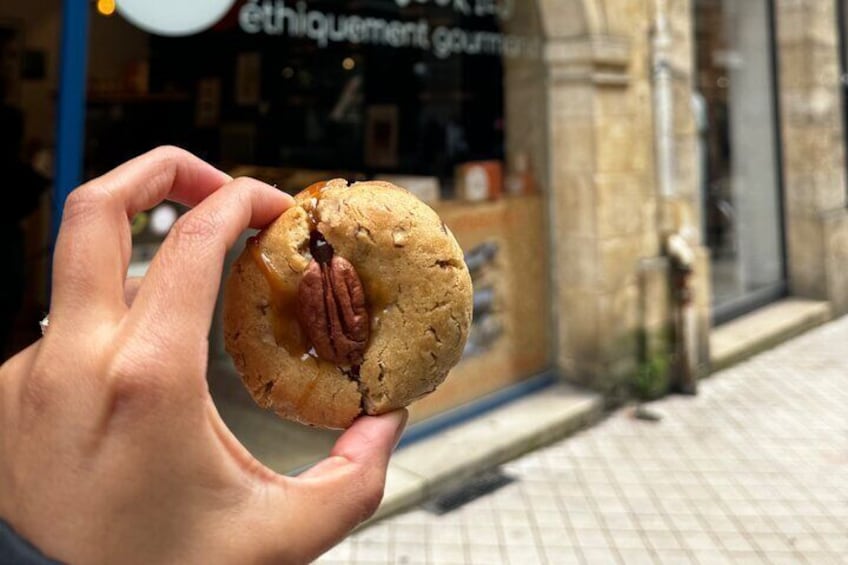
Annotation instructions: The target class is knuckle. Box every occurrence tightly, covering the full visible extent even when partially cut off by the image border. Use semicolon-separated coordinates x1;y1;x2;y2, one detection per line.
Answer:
349;469;386;521
18;363;57;413
105;354;166;411
170;211;223;247
148;144;192;165
62;184;111;224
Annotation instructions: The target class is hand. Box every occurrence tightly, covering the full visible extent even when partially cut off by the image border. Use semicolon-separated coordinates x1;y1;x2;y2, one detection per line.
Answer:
0;147;407;564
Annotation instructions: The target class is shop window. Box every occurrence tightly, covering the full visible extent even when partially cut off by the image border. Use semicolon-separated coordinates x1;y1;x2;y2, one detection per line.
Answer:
694;0;787;323
84;0;552;467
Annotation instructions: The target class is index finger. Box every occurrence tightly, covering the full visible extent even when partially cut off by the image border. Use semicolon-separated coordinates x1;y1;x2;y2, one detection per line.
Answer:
51;146;231;330
125;177;292;355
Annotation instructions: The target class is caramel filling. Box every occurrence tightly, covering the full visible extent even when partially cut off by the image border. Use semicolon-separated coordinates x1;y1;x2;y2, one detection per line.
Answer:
248;236;310;358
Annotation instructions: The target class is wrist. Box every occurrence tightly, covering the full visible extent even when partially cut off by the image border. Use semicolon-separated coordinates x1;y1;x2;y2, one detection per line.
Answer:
0;518;63;565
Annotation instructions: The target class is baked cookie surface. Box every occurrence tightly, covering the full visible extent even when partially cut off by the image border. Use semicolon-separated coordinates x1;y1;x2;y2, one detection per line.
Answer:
223;179;473;428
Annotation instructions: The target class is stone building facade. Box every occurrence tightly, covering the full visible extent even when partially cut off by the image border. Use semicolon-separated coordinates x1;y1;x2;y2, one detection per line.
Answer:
516;0;848;395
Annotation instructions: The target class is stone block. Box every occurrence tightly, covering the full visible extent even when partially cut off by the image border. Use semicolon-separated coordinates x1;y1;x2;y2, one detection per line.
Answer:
814;169;847;212
638;257;671;335
776;41;810;90
775;3;806;44
784;172;819;215
786;213;827;298
806;2;839;47
783;124;836;176
596;173;644;239
549;82;595;118
810;43;840;87
537;0;593;38
823;208;848;315
599;236;642;292
557;236;599;287
552;116;595;172
597;283;640;365
595;113;638;173
551;171;596;237
605;0;650;38
557;287;600;363
597;87;631;118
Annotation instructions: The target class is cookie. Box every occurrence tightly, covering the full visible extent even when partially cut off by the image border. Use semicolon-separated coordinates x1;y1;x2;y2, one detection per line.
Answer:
223;179;473;429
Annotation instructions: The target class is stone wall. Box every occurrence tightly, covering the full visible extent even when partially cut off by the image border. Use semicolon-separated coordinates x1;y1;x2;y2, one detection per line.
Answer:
528;0;848;396
536;0;709;395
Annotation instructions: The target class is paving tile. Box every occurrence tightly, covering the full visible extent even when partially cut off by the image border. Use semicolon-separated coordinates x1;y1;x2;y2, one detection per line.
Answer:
464;524;502;545
352;538;391;562
579;547;622;563
317;542;353;562
643;530;683;551
615;548;658;564
689;550;732;565
653;549;696;564
538;527;574;547
393;542;428;565
609;529;648;547
677;531;719;551
569;509;607;529
466;543;504;564
664;513;704;531
722;550;767;564
572;528;611;548
714;531;756;552
542;545;582;564
821;533;848;553
798;551;845;565
505;544;544;564
427;542;466;564
602;512;639;531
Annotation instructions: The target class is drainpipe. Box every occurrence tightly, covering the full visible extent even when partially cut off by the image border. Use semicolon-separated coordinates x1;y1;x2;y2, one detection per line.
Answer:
652;0;698;394
653;0;676;210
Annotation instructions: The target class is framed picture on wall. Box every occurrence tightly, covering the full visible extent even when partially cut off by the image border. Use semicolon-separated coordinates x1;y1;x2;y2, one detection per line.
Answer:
0;19;24;103
364;105;399;169
235;52;261;106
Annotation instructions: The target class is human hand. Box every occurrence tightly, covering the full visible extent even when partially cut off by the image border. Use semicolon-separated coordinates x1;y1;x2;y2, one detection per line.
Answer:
0;147;408;564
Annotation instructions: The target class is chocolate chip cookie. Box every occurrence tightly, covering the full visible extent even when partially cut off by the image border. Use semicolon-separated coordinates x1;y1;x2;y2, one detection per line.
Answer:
223;179;473;429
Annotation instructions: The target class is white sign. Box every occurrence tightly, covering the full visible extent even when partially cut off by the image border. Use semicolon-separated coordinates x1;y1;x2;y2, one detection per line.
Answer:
239;0;538;59
117;0;237;37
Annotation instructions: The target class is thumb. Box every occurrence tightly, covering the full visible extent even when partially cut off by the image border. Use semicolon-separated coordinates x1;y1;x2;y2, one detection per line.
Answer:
263;410;408;562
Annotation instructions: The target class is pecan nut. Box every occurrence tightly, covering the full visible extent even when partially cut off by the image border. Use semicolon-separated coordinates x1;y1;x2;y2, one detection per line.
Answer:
296;256;370;365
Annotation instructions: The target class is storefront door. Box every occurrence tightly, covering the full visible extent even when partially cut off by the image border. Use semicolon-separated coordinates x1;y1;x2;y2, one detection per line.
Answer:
695;0;787;324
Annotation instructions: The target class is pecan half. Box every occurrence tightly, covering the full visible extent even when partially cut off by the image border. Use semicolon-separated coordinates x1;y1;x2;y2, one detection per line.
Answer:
296;245;370;365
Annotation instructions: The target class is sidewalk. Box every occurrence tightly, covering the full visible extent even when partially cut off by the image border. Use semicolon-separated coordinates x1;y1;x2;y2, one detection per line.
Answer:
318;316;848;564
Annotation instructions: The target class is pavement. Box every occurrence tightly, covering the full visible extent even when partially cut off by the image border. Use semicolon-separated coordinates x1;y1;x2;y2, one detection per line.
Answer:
317;314;848;564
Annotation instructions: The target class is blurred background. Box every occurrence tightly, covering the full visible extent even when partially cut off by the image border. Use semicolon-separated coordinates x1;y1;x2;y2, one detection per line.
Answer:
1;1;847;562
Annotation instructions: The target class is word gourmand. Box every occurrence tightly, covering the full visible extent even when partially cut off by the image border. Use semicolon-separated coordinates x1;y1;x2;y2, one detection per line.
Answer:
239;0;538;59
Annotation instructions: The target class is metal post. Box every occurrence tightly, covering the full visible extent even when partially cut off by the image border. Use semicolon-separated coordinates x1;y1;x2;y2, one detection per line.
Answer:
53;0;89;243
